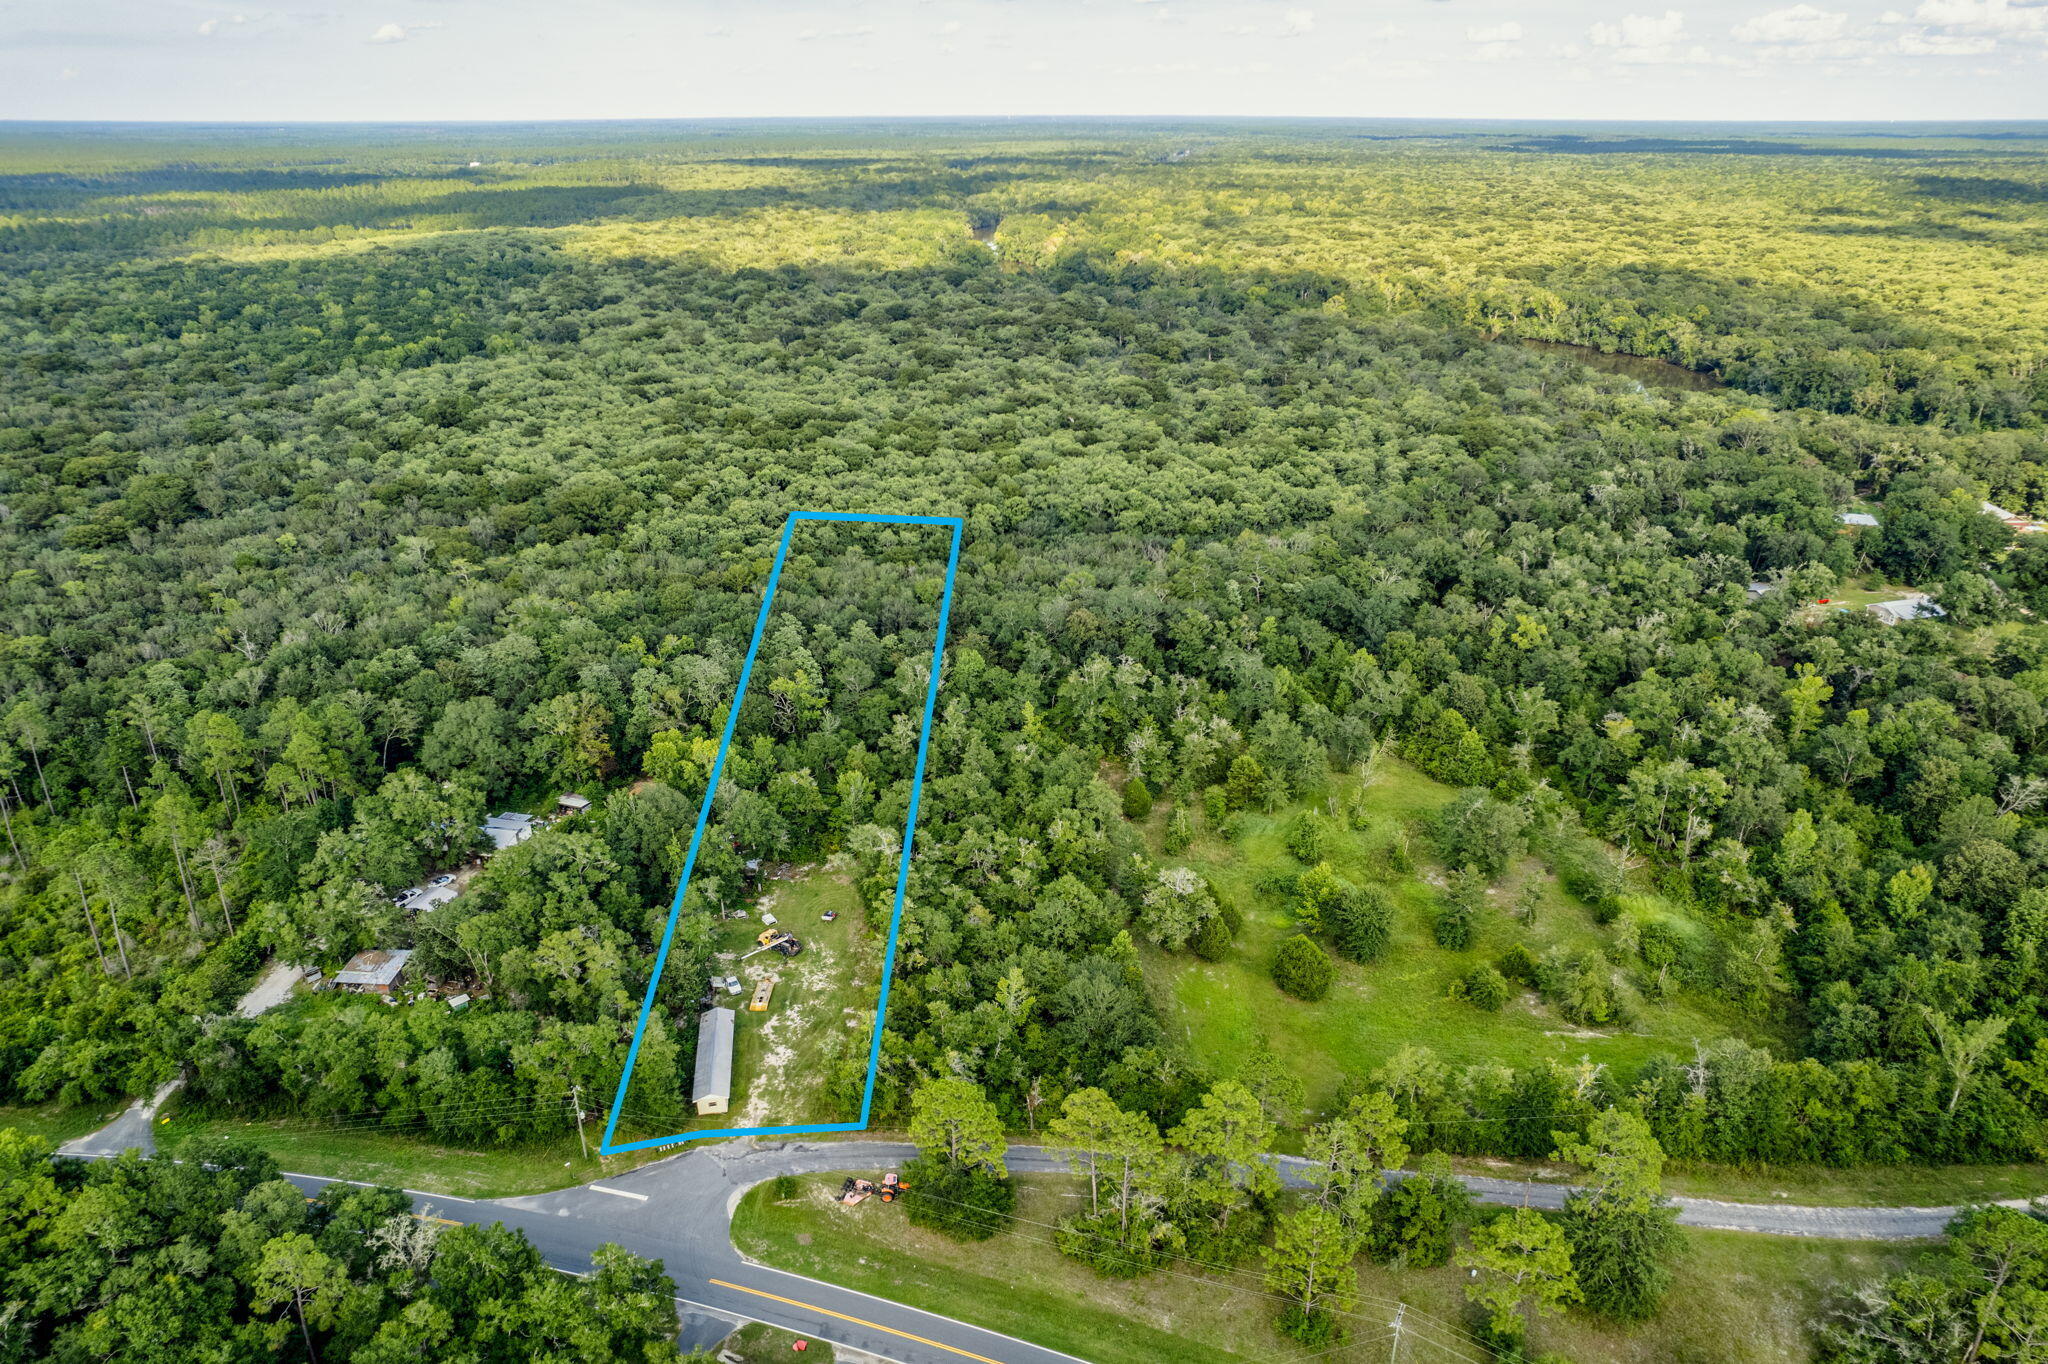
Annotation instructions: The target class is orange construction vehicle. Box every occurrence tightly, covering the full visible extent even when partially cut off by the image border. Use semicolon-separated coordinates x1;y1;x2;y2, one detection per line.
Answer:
838;1171;910;1206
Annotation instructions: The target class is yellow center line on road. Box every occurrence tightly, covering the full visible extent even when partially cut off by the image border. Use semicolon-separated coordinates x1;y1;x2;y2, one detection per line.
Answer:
708;1278;1006;1364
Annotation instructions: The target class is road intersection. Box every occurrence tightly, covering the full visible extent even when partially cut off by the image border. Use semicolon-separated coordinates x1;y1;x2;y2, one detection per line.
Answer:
58;1107;2020;1363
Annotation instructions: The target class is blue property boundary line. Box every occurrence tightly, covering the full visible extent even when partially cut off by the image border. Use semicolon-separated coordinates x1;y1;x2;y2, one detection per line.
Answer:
600;510;965;1154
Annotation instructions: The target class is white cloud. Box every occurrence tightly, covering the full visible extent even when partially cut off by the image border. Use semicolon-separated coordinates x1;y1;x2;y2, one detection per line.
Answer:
796;25;875;41
1881;0;2047;57
1893;28;2001;50
1912;0;2048;34
1467;21;1524;42
369;23;410;44
199;14;254;38
1732;4;1850;43
1281;8;1316;36
58;66;77;80
1588;9;1716;62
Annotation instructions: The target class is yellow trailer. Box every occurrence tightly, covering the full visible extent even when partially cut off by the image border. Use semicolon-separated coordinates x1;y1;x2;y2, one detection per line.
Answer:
748;974;777;1012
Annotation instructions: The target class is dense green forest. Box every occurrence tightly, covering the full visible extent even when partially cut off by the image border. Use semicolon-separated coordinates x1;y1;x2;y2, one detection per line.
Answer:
0;1129;683;1362
5;119;2048;1356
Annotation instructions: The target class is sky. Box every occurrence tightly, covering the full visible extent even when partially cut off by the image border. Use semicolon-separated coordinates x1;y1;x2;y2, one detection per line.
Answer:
2;0;2045;123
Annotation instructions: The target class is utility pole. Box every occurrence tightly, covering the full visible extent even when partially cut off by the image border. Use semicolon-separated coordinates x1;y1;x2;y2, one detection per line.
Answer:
1388;1304;1404;1363
572;1083;589;1160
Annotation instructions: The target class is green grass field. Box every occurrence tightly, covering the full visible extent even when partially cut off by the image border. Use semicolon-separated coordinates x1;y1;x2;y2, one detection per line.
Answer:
732;1170;1918;1364
153;1110;693;1199
1140;758;1771;1115
711;1322;837;1363
0;1101;126;1146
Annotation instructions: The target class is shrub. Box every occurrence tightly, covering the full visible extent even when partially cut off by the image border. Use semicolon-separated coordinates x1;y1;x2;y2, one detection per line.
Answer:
1432;892;1475;952
771;1174;801;1200
1256;865;1302;900
1382;826;1414;875
1330;883;1396;963
1456;964;1511;1011
1165;805;1193;854
1431;790;1529;879
1293;861;1347;935
1122;777;1153;820
1273;935;1335;1001
1368;1158;1470;1269
1055;1207;1176;1277
1496;943;1541;987
1190;912;1233;961
1202;785;1228;825
1211;877;1244;936
903;1154;1014;1242
1284;810;1328;863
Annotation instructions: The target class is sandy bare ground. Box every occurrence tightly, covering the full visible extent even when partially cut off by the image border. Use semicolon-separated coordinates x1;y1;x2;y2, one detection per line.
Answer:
235;959;302;1018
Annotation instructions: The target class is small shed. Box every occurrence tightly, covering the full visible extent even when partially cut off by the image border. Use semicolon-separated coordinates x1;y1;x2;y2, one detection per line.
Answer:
693;1007;735;1115
557;793;592;816
334;949;413;995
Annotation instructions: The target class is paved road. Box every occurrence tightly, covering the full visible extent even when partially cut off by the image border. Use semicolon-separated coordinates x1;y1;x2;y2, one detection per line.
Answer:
59;1121;2022;1362
284;1140;1087;1364
57;1077;181;1159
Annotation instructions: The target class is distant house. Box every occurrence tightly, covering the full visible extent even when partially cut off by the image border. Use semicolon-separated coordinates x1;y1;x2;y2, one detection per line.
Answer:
693;1007;735;1115
556;793;592;816
334;949;413;995
481;812;534;853
1869;594;1947;624
1745;582;1776;599
1837;512;1879;528
1982;500;2048;535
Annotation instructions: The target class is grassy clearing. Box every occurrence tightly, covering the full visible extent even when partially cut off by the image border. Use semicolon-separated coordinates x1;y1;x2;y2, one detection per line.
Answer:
712;1322;837;1363
153;1111;688;1199
620;860;875;1144
733;1170;1919;1364
0;1101;126;1146
1141;758;1769;1115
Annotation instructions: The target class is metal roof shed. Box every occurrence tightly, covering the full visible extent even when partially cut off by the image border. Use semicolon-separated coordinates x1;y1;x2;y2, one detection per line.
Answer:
333;949;414;994
693;1007;735;1116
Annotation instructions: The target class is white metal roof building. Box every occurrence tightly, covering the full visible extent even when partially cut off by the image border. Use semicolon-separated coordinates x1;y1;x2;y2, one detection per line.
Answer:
481;812;533;852
693;1007;735;1116
333;949;414;993
1869;595;1947;624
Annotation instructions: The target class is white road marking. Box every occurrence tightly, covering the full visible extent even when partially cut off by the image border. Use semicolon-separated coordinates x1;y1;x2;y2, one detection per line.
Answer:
589;1184;649;1202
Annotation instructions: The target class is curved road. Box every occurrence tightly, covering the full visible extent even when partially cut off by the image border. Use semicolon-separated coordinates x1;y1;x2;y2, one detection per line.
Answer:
60;1117;2029;1364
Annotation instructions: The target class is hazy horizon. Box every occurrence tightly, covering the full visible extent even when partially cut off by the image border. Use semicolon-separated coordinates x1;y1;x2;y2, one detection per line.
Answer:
5;0;2045;124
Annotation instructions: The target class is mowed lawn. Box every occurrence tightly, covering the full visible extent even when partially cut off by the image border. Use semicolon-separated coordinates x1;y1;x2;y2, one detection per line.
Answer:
0;1101;127;1146
1140;759;1775;1114
733;1170;1918;1364
154;1113;682;1199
